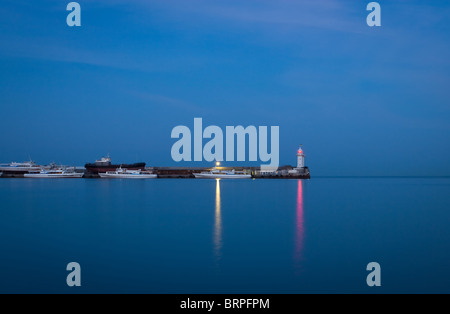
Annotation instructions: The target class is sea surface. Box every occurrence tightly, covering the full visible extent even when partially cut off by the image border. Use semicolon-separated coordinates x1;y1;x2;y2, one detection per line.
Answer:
0;177;449;294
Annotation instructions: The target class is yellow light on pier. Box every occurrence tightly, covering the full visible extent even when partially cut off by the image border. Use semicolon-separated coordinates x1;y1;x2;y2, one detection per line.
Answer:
216;162;221;167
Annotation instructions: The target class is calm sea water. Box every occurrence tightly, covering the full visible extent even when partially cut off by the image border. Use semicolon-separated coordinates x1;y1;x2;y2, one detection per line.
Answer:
0;177;449;293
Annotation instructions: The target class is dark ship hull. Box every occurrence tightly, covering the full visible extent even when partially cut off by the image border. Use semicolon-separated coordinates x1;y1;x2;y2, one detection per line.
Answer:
85;162;146;174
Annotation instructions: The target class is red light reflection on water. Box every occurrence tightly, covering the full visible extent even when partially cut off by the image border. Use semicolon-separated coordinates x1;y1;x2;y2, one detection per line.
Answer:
295;180;304;267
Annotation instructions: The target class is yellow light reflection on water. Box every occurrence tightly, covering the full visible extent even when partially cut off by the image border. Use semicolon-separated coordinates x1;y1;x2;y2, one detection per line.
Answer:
214;178;222;260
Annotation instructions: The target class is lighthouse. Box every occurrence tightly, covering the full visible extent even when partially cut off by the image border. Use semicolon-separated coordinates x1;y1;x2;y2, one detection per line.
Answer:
297;147;305;169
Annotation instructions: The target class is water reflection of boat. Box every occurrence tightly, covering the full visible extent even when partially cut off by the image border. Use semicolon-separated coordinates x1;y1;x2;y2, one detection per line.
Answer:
194;169;251;179
99;167;157;179
24;169;84;178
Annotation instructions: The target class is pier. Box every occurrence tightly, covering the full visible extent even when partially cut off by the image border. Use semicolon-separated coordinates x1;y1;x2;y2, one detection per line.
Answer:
0;148;310;179
150;165;310;179
0;166;310;179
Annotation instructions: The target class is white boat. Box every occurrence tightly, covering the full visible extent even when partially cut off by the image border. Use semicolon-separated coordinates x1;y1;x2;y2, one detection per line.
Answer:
24;169;84;178
194;169;251;179
0;161;41;173
99;168;157;179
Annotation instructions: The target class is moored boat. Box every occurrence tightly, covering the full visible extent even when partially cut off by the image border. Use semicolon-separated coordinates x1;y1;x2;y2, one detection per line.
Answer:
194;169;251;179
85;155;146;174
0;161;41;174
24;169;84;178
99;167;157;179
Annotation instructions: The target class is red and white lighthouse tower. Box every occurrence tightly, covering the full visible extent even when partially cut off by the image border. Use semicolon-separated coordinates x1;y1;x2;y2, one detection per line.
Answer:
297;147;305;169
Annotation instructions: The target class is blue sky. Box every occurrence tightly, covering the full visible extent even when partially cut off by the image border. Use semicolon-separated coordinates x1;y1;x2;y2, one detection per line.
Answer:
0;0;449;175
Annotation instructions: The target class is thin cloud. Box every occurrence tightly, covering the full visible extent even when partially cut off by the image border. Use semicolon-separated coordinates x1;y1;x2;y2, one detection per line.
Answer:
104;0;364;33
130;91;210;114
